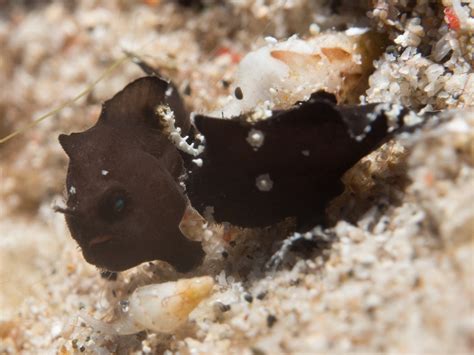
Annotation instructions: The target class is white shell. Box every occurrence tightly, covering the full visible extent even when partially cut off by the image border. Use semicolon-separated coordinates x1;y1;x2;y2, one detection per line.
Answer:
81;276;214;335
210;32;372;118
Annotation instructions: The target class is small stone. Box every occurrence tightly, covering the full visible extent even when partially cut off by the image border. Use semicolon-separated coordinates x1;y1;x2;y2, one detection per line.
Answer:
214;301;231;313
120;300;130;313
234;86;243;100
267;314;277;328
192;158;203;167
264;36;278;44
309;23;320;35
244;293;253;303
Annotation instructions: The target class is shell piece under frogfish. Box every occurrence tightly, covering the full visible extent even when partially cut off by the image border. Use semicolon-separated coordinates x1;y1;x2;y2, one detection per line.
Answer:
81;276;215;335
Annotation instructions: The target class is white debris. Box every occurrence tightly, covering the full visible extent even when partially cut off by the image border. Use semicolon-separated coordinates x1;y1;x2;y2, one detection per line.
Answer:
69;186;76;195
256;174;273;192
165;85;173;97
384;103;404;132
345;27;369;36
394;18;424;47
192;158;203;167
156;104;204;157
309;23;320;35
264;36;278;44
403;111;423;127
249;100;274;121
50;322;62;338
101;170;108;176
301;150;310;156
445;117;470;133
432;33;454;63
203;229;213;239
246;129;265;150
195;133;205;143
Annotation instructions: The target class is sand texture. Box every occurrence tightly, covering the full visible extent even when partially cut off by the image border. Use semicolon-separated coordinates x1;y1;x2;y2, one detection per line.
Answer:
0;1;473;354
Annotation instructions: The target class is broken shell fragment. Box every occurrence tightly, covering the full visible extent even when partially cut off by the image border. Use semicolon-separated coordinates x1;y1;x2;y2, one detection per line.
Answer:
82;276;215;335
127;276;214;333
211;31;385;118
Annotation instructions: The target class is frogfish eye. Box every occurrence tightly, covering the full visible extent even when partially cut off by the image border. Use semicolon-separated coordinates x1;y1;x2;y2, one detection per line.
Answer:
99;188;130;222
114;197;125;213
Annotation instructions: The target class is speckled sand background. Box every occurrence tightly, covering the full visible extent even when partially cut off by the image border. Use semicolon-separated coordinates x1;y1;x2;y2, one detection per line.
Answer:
0;0;473;354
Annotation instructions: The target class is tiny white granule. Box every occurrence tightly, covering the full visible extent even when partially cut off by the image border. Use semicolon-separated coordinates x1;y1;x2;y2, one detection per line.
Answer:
403;111;423;127
195;133;205;143
345;27;369;36
165;86;173;97
246;129;265;150
50;322;62;338
250;100;273;121
101;170;109;176
69;186;76;195
309;23;320;35
256;174;273;192
141;343;152;354
352;53;362;65
301;150;310;156
192;158;203;167
264;36;278;44
400;46;416;61
425;64;444;82
446;118;470;133
385;103;404;132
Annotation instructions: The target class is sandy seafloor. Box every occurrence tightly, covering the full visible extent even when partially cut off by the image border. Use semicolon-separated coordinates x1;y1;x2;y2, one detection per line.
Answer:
0;0;473;354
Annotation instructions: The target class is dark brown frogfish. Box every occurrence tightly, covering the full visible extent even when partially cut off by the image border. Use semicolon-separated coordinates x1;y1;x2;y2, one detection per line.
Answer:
59;75;420;273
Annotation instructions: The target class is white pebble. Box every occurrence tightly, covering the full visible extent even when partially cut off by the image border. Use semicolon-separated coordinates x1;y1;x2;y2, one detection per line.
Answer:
264;36;278;44
50;322;62;338
345;27;369;36
309;23;320;35
192;158;203;167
